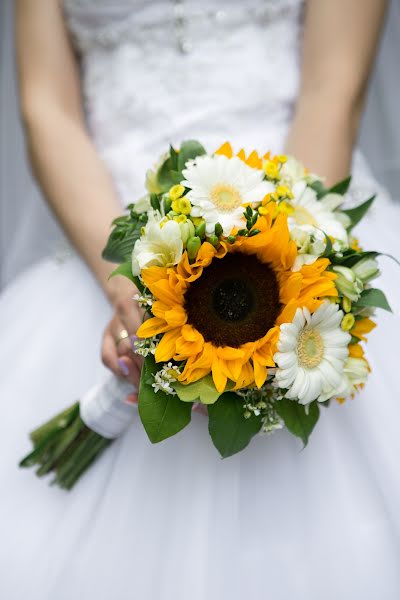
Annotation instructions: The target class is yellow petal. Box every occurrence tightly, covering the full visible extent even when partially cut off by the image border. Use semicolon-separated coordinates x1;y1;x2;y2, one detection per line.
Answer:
155;328;181;362
215;141;233;159
137;317;169;338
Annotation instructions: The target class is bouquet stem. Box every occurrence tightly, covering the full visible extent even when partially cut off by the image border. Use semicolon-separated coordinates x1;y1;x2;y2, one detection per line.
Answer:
20;403;112;490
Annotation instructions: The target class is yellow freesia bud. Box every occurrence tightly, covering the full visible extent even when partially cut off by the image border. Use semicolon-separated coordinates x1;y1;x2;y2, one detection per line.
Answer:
341;313;355;331
277;155;287;163
275;184;293;199
173;214;187;224
169;184;185;201
342;297;352;313
171;197;191;215
258;206;269;216
277;201;294;216
263;161;280;180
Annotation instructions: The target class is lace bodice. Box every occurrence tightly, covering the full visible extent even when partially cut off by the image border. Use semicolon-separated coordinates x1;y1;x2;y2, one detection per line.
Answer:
62;0;304;204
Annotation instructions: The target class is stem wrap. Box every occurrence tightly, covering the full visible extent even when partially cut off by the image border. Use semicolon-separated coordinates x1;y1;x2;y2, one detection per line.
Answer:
80;375;137;439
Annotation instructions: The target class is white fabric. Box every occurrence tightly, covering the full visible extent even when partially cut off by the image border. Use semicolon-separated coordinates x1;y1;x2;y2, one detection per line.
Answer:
80;376;136;438
1;1;400;599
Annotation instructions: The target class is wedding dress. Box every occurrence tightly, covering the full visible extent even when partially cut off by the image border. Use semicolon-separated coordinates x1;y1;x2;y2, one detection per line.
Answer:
1;1;400;598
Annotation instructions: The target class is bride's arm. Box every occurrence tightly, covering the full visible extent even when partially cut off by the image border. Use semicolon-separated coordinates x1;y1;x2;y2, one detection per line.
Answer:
285;0;387;185
15;1;141;385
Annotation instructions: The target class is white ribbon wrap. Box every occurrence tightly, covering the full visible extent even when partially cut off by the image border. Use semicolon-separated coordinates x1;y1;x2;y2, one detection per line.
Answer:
80;375;137;439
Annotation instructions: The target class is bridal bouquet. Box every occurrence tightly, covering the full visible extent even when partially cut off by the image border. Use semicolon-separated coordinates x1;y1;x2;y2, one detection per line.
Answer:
21;140;392;489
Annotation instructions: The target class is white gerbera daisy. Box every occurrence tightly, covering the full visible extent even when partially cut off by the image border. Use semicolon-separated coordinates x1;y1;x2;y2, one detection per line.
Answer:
289;182;350;245
182;154;274;235
274;302;351;405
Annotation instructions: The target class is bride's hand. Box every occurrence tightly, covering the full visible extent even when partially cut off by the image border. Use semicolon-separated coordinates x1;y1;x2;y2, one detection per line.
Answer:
101;276;144;392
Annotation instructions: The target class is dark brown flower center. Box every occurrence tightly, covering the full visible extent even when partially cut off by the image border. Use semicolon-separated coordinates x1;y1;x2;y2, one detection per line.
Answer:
184;252;281;347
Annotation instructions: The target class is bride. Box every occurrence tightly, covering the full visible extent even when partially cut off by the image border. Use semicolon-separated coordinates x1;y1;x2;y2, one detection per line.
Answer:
1;0;400;598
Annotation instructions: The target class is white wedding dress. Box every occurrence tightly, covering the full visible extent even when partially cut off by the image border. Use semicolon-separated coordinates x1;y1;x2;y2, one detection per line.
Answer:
1;1;400;598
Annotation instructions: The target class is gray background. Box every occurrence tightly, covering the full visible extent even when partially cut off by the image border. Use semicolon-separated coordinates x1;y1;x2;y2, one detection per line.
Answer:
1;0;400;289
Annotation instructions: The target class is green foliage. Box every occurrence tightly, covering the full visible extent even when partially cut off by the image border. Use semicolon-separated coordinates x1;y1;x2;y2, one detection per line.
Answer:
330;250;380;268
138;355;192;443
177;140;206;171
208;392;262;458
109;260;135;282
354;288;392;312
310;176;351;199
156;140;206;193
342;196;376;230
275;399;320;446
309;180;328;199
102;212;144;263
173;375;223;405
328;176;352;196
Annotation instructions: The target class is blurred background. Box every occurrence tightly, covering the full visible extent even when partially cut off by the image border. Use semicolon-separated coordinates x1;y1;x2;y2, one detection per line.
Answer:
1;0;400;289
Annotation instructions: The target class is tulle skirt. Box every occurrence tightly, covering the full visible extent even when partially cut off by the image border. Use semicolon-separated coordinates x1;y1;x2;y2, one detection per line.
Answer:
1;195;400;600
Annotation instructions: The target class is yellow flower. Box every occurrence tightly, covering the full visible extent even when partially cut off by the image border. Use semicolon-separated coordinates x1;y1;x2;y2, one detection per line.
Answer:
341;313;355;331
169;184;185;201
275;184;293;199
137;213;338;393
171;197;191;215
263;161;280;180
351;317;376;342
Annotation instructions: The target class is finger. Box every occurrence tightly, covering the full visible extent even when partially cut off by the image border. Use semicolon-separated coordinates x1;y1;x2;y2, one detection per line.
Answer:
102;327;137;381
125;393;138;405
101;329;124;376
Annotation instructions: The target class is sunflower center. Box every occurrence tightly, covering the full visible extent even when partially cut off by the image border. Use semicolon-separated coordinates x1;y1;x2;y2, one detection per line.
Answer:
293;206;318;226
297;328;324;369
184;253;281;347
210;183;243;212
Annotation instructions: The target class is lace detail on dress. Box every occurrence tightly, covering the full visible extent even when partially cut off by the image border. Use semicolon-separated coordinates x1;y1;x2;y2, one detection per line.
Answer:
61;0;305;206
64;0;303;53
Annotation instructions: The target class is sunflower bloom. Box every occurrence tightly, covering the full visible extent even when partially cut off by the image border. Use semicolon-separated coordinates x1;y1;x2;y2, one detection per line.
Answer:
137;212;338;393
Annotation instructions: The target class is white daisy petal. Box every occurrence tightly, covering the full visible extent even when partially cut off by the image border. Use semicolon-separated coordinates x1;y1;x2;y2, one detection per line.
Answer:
274;301;352;405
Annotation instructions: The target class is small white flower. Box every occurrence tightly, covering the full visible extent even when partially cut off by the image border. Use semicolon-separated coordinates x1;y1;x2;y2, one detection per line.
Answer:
352;257;380;283
152;362;181;396
331;265;364;302
290;225;327;271
133;293;153;308
133;194;152;214
274;302;351;405
182;154;274;235
341;356;369;397
145;151;169;194
280;156;307;185
132;211;183;275
289;182;349;246
134;337;158;357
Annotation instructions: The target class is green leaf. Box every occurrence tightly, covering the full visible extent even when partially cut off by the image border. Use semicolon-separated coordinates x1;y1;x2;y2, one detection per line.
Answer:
157;155;176;192
322;232;333;258
169;144;179;170
102;216;143;263
208;392;262;458
275;399;320;446
109;260;134;282
177;140;206;172
173;375;223;405
328;176;352;196
332;250;379;267
309;180;328;199
138;355;192;443
354;288;392;312
342;195;376;230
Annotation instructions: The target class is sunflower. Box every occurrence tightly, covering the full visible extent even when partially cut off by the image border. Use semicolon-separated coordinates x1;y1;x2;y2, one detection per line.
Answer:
136;206;338;393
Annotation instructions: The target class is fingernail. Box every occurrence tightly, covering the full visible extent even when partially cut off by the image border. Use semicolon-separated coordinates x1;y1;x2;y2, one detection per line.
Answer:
130;335;138;351
124;393;138;405
117;358;130;377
